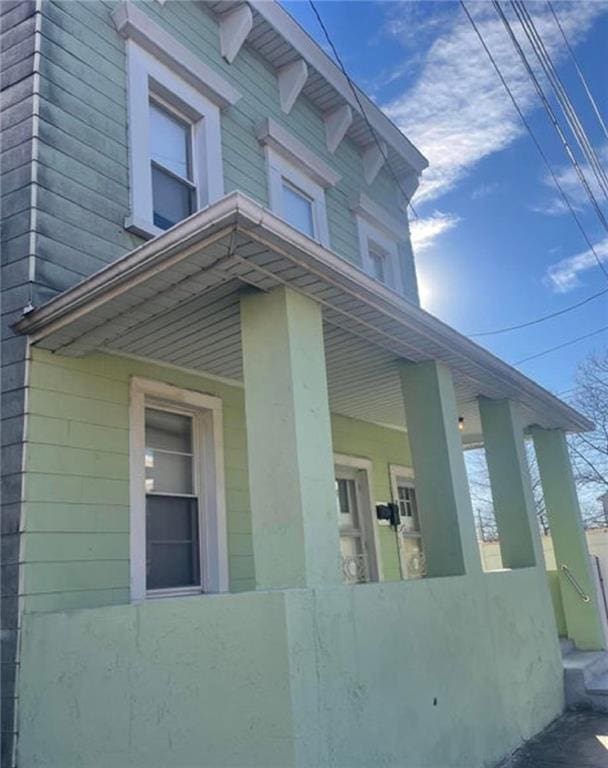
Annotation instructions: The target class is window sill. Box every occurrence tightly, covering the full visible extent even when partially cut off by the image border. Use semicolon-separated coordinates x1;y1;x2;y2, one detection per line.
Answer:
125;215;165;240
146;586;204;600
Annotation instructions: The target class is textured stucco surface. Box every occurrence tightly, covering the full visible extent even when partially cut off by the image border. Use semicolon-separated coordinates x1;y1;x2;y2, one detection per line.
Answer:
18;568;563;768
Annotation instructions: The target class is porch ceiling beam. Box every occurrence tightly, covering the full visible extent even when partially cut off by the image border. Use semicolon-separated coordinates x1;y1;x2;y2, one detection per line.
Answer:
324;104;352;154
218;4;253;64
277;58;308;114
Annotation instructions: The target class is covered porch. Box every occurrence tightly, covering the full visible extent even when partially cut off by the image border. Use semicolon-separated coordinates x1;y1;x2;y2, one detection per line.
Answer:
14;191;607;766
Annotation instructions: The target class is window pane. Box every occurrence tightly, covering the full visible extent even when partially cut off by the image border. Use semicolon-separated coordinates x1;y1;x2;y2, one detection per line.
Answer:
146;496;200;590
282;181;314;237
369;246;386;283
152;165;194;230
145;409;193;494
149;101;190;179
145;450;193;494
146;409;192;453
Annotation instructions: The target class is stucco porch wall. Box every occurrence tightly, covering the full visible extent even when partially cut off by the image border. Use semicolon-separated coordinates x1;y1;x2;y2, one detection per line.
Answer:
18;569;563;768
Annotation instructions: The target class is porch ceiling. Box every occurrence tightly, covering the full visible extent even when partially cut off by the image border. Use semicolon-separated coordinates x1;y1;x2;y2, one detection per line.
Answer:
15;192;591;439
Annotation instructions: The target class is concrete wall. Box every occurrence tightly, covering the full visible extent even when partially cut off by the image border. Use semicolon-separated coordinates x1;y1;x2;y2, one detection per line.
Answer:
20;347;410;613
18;569;563;768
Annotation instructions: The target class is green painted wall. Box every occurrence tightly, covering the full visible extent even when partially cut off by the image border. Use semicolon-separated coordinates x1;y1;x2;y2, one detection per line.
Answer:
18;569;563;768
34;0;419;305
21;347;410;612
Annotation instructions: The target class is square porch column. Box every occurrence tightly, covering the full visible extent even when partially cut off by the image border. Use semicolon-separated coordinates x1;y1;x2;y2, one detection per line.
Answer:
531;427;605;650
478;398;540;569
240;286;341;589
399;360;481;577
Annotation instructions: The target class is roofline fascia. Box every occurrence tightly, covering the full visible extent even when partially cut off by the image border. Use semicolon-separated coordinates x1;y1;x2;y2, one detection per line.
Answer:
14;192;590;432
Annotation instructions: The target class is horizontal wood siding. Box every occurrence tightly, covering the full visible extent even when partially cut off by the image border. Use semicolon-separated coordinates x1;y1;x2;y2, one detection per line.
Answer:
33;0;418;304
23;349;414;611
1;1;36;762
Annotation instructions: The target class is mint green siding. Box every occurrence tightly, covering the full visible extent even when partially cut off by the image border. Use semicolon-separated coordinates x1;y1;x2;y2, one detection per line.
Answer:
22;348;412;612
32;0;418;305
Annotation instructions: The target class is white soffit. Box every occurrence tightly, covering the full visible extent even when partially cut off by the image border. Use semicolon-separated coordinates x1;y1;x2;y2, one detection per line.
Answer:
15;192;591;435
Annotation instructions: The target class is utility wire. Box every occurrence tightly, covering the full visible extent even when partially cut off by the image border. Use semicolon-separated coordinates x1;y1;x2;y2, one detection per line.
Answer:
513;324;608;365
548;1;608;144
307;0;419;220
511;1;608;203
492;0;608;237
470;285;608;337
460;1;608;286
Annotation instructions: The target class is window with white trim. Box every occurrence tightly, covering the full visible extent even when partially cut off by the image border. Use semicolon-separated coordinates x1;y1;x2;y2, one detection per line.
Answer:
265;147;330;245
357;218;402;293
124;40;224;238
130;379;228;600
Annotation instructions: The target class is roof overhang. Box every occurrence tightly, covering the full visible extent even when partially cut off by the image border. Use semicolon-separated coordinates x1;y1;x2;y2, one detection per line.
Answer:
15;192;591;438
203;1;428;181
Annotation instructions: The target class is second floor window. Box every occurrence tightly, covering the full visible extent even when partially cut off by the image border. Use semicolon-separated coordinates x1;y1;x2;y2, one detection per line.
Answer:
149;100;196;231
282;179;315;238
368;242;388;284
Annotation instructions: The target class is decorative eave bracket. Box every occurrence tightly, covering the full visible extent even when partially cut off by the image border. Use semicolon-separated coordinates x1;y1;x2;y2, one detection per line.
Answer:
324;104;352;154
362;141;387;185
278;59;308;114
219;4;253;64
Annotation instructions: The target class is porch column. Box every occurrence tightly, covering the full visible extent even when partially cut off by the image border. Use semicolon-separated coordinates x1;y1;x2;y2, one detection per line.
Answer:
399;360;481;576
531;427;605;650
478;398;540;569
240;286;341;589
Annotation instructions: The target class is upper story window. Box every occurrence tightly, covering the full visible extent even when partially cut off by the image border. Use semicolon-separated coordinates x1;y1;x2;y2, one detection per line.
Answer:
257;118;340;248
149;98;196;230
130;378;228;601
350;193;408;295
124;40;231;239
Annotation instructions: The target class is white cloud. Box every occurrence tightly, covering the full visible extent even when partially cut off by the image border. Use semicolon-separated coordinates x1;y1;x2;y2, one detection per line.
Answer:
383;2;605;204
545;237;608;292
410;211;460;252
534;144;608;216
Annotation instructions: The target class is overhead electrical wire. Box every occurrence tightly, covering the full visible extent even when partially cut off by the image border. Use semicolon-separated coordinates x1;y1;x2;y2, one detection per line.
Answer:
513;324;608;365
548;1;608;144
307;0;419;219
470;285;608;337
511;1;608;203
491;0;608;237
460;0;608;301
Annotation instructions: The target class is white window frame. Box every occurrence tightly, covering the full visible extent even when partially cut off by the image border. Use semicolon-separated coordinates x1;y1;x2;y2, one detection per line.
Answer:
129;377;228;601
124;40;225;239
265;146;330;246
356;217;402;294
334;454;383;582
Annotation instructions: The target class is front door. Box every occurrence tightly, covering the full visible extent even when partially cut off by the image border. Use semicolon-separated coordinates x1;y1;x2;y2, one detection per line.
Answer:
391;469;426;579
335;466;371;584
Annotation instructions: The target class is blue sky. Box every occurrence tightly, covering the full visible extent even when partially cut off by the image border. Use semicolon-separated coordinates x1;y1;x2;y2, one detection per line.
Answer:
284;0;608;397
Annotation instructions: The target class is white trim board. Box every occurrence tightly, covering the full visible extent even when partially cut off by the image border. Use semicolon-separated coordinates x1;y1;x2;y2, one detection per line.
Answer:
256;118;340;189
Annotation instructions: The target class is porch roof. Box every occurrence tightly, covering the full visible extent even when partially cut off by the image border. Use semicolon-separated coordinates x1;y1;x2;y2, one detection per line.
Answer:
15;192;591;439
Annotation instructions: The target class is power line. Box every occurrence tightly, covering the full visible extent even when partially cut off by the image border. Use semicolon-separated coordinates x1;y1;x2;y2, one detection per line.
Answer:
470;285;608;337
511;1;608;203
307;0;419;219
460;2;608;285
492;0;608;237
513;324;608;365
548;1;608;144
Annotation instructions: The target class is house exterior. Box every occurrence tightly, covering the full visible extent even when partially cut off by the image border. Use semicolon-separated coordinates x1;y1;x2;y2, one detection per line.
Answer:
1;1;605;766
